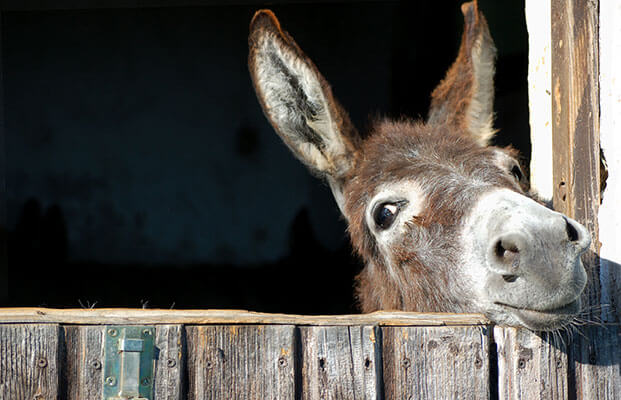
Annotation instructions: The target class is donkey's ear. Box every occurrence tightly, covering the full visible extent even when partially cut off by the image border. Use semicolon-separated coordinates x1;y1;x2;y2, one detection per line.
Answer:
248;10;359;181
427;1;497;146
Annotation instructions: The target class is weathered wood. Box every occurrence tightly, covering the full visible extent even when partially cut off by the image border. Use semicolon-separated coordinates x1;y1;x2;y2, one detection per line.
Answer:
300;325;380;400
62;324;184;399
569;325;621;399
0;324;60;400
0;307;489;326
186;325;296;400
153;325;185;400
382;326;490;399
552;0;621;397
62;325;105;400
494;326;569;399
552;0;601;323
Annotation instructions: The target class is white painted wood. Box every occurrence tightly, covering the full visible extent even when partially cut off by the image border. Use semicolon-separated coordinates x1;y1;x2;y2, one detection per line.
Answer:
598;0;621;323
525;0;553;201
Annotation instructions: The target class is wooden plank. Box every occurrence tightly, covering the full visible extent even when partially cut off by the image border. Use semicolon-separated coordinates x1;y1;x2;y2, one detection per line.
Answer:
153;325;185;400
382;326;490;399
0;307;489;326
552;0;601;323
63;326;105;400
494;326;569;399
186;325;296;400
0;324;60;399
551;0;621;397
570;325;621;399
62;325;185;399
300;325;380;400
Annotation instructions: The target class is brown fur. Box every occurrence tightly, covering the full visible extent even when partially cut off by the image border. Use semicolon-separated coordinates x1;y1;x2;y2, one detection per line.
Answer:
248;1;530;314
344;121;524;312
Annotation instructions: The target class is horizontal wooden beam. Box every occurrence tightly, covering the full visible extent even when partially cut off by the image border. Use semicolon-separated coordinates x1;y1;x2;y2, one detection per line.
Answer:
0;308;489;326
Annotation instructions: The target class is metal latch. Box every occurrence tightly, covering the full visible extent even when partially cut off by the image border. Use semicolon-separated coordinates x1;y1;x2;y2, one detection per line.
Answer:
103;326;155;400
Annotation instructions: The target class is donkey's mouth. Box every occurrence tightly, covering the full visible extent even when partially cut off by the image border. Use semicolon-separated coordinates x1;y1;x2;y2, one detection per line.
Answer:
494;299;581;331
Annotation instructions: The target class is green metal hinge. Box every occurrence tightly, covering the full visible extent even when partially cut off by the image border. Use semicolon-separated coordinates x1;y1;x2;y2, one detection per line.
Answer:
102;326;155;400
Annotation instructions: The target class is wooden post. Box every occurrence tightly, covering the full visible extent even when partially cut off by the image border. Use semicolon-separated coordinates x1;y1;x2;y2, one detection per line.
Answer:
551;0;620;398
495;327;569;399
186;325;297;400
300;326;381;400
382;326;490;399
0;324;61;399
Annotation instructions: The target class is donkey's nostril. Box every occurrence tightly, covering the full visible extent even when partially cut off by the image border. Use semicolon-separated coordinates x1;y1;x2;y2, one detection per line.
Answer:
495;238;519;260
502;274;518;283
564;217;580;242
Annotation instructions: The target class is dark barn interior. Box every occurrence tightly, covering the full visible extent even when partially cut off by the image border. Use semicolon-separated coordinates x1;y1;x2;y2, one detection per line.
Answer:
1;0;529;313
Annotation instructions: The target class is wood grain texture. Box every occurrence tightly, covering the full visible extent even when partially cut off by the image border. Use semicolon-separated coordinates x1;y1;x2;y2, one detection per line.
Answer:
569;325;621;399
153;325;185;400
300;326;380;400
186;325;296;400
494;327;569;399
0;308;488;326
0;324;60;400
63;325;184;399
552;0;602;327
382;326;490;399
552;0;620;397
62;326;105;400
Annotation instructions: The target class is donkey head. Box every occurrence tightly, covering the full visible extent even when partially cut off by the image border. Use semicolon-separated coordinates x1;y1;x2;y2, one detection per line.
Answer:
248;2;590;331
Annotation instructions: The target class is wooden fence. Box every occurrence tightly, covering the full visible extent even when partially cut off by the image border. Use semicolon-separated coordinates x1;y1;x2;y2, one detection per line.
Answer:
1;308;619;399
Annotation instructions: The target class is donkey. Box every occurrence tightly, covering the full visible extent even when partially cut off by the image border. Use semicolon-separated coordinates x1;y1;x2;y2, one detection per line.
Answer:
248;1;591;331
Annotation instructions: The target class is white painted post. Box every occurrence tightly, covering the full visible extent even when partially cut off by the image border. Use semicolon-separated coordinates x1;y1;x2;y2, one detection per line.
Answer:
525;0;553;201
598;0;621;322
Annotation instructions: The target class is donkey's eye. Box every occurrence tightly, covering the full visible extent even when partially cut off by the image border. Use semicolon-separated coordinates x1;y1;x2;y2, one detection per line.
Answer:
511;164;524;181
373;202;402;230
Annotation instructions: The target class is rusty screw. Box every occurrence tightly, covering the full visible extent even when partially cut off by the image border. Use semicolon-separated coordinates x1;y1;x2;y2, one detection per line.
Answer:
91;360;102;370
108;329;118;337
105;376;117;386
278;356;287;368
167;358;177;368
37;358;48;368
402;358;411;369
